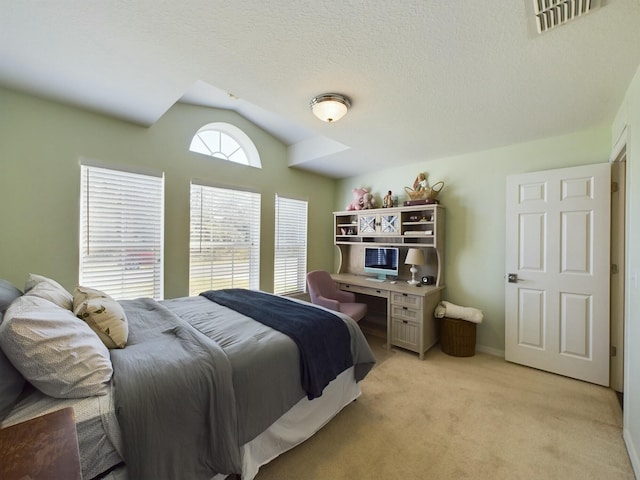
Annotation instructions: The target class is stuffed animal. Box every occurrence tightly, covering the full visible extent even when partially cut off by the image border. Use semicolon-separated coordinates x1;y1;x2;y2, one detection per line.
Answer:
361;191;377;209
346;187;377;211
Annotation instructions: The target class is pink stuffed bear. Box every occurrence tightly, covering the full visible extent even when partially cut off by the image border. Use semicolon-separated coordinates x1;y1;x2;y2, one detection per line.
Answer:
346;187;377;210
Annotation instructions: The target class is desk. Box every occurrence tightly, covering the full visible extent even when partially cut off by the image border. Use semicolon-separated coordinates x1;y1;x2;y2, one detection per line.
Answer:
332;273;443;359
0;407;82;480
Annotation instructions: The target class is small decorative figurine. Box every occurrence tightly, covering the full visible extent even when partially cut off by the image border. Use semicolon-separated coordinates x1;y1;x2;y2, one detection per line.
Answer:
383;190;393;208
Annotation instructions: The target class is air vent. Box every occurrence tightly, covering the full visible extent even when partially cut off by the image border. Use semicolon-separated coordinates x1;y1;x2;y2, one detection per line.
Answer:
532;0;600;34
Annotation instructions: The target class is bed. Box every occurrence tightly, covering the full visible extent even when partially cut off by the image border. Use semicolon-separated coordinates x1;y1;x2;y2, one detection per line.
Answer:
0;275;376;480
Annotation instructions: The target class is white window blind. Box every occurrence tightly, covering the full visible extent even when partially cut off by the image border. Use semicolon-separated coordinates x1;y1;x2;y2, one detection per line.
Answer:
274;195;308;295
189;183;261;296
80;164;164;300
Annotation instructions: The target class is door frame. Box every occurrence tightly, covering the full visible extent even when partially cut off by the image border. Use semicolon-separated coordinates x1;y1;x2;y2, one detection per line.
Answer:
610;129;627;393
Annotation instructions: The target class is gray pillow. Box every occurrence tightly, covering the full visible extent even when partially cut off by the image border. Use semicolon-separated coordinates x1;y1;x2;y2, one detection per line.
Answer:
0;348;25;419
0;279;25;419
0;279;22;315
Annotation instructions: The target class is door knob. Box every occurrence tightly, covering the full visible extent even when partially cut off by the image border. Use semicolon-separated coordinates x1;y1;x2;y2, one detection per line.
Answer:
507;273;520;283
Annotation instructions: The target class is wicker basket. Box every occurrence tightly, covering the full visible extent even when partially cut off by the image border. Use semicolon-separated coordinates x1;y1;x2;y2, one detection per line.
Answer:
426;181;444;201
439;317;476;357
404;181;445;201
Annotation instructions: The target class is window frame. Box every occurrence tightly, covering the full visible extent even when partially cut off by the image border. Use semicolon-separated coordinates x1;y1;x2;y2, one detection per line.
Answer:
189;122;262;168
189;182;261;295
273;194;308;296
79;161;165;300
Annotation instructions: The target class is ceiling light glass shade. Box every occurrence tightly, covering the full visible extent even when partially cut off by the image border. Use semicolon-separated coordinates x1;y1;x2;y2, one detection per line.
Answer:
310;94;351;123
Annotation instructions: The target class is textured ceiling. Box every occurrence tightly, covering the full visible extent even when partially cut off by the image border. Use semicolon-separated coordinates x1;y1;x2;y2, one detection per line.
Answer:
2;1;640;178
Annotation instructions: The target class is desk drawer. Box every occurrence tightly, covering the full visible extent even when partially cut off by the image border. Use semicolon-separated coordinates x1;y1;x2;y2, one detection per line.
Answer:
390;318;419;351
390;292;422;309
391;304;420;322
338;283;389;299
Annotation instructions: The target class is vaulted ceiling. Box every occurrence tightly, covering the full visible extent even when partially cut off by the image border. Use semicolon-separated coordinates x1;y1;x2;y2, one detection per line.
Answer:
2;1;640;178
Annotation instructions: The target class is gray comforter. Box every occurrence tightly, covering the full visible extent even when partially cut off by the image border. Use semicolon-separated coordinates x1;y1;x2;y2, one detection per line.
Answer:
110;295;376;480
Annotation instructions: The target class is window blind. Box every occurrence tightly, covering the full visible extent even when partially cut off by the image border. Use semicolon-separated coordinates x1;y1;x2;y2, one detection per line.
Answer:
79;164;164;300
189;183;261;296
274;195;308;295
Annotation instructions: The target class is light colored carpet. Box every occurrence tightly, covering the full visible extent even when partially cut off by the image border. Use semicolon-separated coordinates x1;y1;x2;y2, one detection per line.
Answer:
255;337;634;480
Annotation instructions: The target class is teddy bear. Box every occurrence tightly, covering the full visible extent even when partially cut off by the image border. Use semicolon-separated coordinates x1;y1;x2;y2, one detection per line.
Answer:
346;187;377;210
361;191;377;209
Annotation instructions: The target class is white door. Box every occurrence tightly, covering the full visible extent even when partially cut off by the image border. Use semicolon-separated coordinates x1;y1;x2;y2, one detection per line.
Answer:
505;163;611;386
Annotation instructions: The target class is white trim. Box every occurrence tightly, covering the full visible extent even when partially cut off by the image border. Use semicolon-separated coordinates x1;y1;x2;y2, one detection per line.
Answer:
624;428;640;478
616;135;636;475
275;192;309;203
610;126;628;163
191;178;261;194
476;344;505;358
79;157;163;178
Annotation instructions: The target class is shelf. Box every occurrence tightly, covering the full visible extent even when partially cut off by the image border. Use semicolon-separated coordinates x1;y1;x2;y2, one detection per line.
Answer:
334;204;445;285
404;231;434;236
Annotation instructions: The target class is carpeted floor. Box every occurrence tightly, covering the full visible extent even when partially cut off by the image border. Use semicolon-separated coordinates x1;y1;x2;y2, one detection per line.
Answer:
255;336;634;480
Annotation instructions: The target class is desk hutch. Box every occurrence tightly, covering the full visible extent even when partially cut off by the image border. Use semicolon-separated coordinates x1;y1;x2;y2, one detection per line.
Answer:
332;204;445;359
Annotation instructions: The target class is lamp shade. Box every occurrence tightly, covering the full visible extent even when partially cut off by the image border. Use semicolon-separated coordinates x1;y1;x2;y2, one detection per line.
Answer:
405;248;426;266
310;94;351;123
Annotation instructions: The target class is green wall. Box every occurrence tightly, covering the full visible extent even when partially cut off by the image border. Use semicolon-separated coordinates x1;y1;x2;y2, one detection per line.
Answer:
336;126;612;355
0;87;337;298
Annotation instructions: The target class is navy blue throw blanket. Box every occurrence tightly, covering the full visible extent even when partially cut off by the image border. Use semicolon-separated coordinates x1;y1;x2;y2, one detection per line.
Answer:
200;289;353;400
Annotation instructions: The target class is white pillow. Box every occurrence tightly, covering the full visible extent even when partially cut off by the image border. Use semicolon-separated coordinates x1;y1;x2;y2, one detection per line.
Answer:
23;273;73;310
0;295;113;398
24;281;74;311
73;286;129;349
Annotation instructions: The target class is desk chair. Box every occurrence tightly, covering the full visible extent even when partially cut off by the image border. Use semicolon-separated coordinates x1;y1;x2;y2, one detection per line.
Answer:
306;270;367;322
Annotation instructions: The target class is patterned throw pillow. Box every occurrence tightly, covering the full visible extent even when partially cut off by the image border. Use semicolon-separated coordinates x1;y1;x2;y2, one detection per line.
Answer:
73;286;129;349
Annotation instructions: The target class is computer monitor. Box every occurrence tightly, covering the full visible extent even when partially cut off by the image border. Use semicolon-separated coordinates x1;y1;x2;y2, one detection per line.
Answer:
363;246;399;280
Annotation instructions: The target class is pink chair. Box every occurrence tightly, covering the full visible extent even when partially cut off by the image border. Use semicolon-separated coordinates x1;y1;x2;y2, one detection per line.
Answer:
306;270;367;322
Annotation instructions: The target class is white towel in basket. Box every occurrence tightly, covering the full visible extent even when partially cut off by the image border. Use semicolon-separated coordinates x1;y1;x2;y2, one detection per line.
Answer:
434;301;483;324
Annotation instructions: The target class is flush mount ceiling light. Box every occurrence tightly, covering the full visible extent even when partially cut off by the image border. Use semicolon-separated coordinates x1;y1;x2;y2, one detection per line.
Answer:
309;93;351;123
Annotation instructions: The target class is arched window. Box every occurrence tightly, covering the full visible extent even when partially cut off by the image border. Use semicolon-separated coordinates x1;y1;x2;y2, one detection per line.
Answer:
189;122;261;168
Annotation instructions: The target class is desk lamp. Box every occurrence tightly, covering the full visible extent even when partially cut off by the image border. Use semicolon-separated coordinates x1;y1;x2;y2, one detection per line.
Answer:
405;248;426;285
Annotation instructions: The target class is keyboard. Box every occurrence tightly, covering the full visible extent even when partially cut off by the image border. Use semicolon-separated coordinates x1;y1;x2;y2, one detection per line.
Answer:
365;277;386;282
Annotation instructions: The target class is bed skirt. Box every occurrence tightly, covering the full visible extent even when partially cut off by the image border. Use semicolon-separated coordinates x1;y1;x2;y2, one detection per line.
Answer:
101;366;360;480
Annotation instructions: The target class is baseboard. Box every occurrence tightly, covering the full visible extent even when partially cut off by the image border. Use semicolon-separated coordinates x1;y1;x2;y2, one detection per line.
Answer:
476;344;505;358
623;427;640;479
